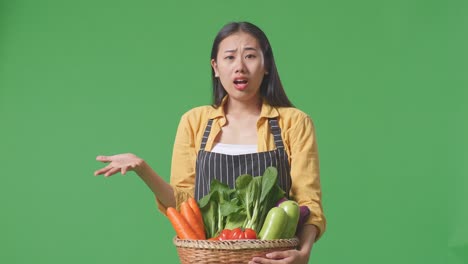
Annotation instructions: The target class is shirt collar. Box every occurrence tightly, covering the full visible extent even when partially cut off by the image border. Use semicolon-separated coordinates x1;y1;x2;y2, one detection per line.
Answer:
208;96;279;119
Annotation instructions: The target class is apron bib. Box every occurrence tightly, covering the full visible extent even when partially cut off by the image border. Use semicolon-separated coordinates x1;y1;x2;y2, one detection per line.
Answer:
194;118;292;200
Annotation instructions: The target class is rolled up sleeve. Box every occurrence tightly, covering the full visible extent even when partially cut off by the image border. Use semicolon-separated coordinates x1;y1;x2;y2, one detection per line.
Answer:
156;113;196;213
288;116;326;241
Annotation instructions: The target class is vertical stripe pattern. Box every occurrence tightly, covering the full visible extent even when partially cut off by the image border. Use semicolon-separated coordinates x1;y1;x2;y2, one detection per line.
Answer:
194;118;291;201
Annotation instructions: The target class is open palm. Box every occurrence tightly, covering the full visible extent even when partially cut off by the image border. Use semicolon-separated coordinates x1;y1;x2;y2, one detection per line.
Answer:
94;153;144;177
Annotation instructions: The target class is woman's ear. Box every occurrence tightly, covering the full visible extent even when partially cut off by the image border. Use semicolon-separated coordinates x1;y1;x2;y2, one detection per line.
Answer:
211;59;219;77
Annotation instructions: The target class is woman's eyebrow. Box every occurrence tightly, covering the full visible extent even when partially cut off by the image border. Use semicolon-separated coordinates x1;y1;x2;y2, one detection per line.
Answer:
244;47;257;51
224;47;258;53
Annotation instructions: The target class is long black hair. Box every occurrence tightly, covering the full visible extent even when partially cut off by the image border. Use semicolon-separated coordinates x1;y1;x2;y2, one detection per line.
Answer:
210;22;294;108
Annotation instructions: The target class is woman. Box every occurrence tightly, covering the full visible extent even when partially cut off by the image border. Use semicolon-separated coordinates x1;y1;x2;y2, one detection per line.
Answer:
94;22;325;264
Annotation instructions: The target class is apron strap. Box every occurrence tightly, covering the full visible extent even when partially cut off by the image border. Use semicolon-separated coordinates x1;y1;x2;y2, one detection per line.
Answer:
200;119;214;150
268;118;284;149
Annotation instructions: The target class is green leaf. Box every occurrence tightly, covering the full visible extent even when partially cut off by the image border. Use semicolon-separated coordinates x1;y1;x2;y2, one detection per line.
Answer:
235;174;253;208
201;200;217;238
235;174;253;189
198;192;212;208
224;212;247;230
260;167;278;203
220;199;243;216
210;179;230;195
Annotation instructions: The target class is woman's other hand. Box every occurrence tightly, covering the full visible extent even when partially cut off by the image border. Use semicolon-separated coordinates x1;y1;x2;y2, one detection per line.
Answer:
249;225;317;264
249;249;309;264
94;153;145;177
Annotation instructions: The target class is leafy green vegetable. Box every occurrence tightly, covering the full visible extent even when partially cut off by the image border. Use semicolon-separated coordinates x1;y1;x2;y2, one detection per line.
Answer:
200;200;217;238
199;180;236;238
224;211;246;230
237;167;286;233
260;167;279;202
198;167;285;238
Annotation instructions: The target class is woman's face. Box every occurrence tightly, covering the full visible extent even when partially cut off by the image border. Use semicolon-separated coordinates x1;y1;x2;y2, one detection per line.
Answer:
211;32;267;103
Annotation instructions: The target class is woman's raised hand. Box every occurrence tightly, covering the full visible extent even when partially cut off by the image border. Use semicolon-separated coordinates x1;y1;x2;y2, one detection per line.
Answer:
94;153;145;177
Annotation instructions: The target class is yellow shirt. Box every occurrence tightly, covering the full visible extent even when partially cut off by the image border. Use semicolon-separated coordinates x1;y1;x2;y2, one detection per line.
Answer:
158;98;326;241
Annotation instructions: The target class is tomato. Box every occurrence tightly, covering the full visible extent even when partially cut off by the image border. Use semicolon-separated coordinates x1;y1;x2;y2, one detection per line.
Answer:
219;229;232;241
243;228;257;239
230;228;243;239
215;228;257;240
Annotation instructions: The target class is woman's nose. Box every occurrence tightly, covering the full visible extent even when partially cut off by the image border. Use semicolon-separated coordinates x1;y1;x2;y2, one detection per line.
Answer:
234;58;247;73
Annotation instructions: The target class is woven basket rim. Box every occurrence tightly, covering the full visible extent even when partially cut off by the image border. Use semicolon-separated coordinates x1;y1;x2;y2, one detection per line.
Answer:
173;237;299;250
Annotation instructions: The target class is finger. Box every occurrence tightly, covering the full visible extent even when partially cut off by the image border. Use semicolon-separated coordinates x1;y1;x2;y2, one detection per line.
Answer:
94;165;113;176
121;166;127;175
249;257;271;264
104;167;120;177
96;155;112;163
266;250;293;259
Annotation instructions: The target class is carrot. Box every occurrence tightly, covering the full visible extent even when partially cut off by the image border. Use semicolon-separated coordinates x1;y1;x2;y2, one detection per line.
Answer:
166;207;198;240
180;201;206;239
187;197;204;228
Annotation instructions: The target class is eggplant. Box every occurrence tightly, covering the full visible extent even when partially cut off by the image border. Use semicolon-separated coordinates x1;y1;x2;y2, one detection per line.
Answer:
297;206;311;233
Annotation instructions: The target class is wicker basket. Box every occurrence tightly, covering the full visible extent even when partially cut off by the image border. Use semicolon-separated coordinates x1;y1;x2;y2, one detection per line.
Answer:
173;237;299;264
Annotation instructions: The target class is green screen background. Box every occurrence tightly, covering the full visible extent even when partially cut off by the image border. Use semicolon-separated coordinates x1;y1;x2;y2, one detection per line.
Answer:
1;0;465;263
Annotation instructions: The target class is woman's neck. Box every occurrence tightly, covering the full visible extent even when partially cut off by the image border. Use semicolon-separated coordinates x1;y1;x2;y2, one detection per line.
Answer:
224;96;262;117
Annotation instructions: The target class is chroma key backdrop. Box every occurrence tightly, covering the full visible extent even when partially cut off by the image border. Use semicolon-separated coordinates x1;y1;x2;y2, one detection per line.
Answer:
0;0;465;263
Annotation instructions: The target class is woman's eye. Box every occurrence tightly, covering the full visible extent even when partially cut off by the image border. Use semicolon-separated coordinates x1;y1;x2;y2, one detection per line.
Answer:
246;54;256;59
225;56;235;60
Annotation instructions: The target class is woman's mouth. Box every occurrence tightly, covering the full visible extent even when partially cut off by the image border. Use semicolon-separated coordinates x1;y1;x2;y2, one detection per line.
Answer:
233;79;248;90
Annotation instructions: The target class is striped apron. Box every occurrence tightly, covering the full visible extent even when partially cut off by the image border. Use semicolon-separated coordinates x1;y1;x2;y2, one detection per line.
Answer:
194;118;292;201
